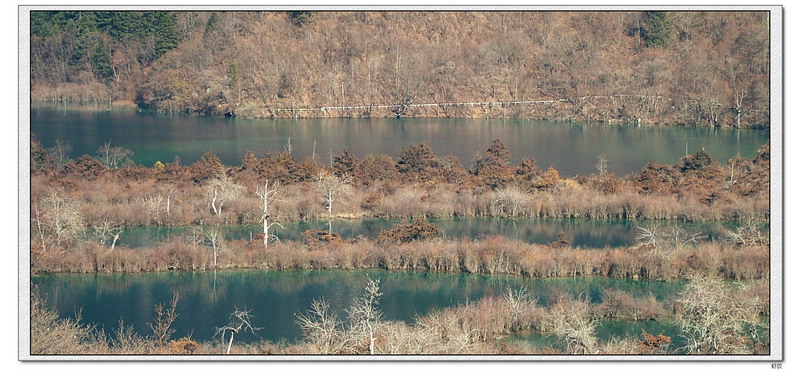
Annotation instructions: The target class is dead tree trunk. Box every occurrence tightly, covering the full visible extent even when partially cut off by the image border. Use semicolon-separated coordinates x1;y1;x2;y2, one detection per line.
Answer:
256;179;283;249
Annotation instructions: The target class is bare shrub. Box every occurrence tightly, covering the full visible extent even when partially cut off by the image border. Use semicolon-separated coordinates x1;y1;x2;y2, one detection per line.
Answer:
111;319;149;354
148;293;180;347
720;217;768;249
30;291;108;354
677;277;767;354
597;289;665;321
489;185;528;217
296;298;350;354
37;189;85;249
544;295;598;354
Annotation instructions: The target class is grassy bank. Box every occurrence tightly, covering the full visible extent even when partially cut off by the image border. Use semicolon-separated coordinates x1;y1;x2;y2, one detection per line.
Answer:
31;235;768;281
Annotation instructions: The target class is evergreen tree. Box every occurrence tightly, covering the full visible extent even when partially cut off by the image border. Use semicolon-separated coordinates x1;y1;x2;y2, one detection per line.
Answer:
397;143;441;182
473;139;513;189
31;12;66;37
226;64;240;87
74;11;100;34
109;12;145;41
333;150;357;178
204;12;219;38
153;12;179;58
641;11;673;49
289;11;312;27
91;43;114;81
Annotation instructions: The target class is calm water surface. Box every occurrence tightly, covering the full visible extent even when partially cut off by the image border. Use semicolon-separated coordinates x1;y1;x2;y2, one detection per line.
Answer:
115;218;747;249
508;319;685;352
30;106;768;176
32;270;684;343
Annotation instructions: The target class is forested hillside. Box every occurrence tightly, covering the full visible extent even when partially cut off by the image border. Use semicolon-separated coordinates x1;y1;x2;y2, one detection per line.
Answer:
31;11;770;127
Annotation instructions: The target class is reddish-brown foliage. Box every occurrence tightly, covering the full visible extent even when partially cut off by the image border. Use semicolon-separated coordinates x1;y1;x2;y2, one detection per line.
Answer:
377;219;443;244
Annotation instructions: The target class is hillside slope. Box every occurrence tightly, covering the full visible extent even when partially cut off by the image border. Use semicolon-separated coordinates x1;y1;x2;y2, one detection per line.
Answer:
31;11;770;127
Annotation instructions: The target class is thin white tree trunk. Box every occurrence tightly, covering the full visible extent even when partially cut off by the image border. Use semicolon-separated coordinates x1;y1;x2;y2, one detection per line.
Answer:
110;232;120;250
212;241;218;266
262;180;269;248
211;188;219;215
368;326;375;355
226;332;235;354
264;216;269;248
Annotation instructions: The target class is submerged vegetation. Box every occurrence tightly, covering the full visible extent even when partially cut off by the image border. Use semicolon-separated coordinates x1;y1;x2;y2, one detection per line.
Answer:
29;132;771;357
30;137;769;281
32;233;769;281
31;275;768;355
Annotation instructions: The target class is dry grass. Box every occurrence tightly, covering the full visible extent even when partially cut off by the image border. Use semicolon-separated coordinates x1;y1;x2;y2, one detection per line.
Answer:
33;233;769;282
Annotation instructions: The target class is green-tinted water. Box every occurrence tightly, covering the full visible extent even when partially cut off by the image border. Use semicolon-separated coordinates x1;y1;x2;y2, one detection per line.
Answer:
114;218;752;249
31;106;768;176
32;270;684;344
507;319;685;352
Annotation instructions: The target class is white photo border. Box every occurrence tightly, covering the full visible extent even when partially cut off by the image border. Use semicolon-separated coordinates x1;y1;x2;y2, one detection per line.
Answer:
18;4;783;361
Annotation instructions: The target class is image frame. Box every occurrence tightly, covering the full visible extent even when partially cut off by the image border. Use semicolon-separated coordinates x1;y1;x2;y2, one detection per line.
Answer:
17;4;784;362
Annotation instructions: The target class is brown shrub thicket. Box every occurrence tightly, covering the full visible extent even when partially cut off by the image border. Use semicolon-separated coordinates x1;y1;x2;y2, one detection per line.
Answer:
30;140;769;247
32;232;768;282
376;219;442;244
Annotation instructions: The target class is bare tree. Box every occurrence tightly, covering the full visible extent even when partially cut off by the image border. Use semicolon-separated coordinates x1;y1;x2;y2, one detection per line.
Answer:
91;218;123;250
635;224;702;252
733;89;747;128
215;308;261;354
296;298;351;354
200;227;225;267
147;293;180;348
207;172;245;218
678;277;766;354
158;183;177;223
662;225;702;251
46;140;72;165
316;171;351;217
490;186;527;217
96;141;135;168
284;137;293;155
596;153;608;175
504;286;536;332
255;179;284;249
635;224;660;250
347;277;383;355
141;194;165;225
32;204;48;251
721;218;767;249
545;297;598;354
38;189;85;248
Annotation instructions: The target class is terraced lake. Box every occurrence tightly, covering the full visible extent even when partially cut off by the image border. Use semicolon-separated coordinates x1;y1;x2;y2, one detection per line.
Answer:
31;106;768;176
32;270;684;344
113;218;751;249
